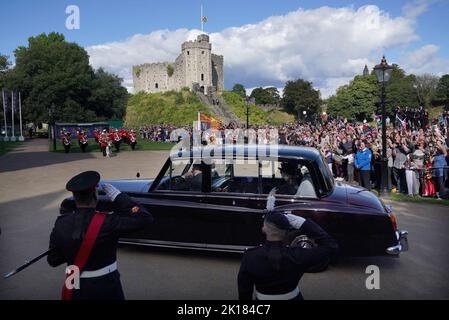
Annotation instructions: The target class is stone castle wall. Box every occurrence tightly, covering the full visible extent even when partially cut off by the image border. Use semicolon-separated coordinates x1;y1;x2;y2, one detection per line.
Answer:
133;34;223;94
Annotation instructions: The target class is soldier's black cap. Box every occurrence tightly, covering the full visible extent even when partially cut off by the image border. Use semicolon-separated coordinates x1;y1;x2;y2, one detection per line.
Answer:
66;171;100;193
264;212;291;230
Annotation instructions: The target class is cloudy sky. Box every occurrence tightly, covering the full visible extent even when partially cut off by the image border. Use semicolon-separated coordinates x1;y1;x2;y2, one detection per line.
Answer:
1;0;449;97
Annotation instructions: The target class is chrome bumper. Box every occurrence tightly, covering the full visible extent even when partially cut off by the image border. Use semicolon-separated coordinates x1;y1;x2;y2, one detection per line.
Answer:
386;230;409;255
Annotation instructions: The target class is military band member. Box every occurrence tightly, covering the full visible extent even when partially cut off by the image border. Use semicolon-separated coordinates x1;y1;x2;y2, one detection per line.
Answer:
93;129;99;143
238;212;338;300
121;129;130;145
111;129;122;152
78;130;88;153
47;171;154;300
99;130;111;157
60;129;71;153
129;129;137;150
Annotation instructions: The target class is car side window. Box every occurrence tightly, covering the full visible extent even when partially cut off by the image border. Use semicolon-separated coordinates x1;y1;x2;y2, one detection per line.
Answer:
211;159;259;194
261;159;317;198
154;159;203;192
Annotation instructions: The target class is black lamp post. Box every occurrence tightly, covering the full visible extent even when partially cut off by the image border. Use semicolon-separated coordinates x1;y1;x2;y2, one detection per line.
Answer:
246;97;249;129
245;97;254;129
374;56;393;195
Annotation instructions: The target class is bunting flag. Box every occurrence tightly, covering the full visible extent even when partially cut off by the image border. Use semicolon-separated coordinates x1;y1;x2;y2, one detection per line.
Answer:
198;112;221;130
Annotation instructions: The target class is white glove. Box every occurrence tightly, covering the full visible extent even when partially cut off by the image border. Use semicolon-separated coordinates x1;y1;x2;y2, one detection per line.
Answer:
102;183;121;201
285;214;306;229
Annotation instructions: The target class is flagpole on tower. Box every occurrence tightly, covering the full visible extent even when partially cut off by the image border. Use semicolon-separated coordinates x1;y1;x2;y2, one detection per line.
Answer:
201;5;203;33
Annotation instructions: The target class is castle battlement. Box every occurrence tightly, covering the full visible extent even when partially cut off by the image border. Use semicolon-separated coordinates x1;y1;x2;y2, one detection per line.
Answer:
133;34;223;94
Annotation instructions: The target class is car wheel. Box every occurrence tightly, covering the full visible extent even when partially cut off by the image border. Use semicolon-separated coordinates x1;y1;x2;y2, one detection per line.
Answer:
290;235;330;273
290;235;315;249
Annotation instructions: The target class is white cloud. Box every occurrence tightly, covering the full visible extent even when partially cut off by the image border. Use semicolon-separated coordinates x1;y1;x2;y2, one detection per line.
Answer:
86;5;430;97
402;0;431;19
402;44;449;75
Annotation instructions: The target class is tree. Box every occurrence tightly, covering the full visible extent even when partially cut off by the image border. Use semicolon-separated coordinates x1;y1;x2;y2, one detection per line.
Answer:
88;68;128;120
383;65;419;114
435;74;449;107
3;32;127;124
281;79;321;117
327;75;379;121
250;87;280;105
232;83;246;98
6;33;92;123
413;74;439;108
0;54;11;75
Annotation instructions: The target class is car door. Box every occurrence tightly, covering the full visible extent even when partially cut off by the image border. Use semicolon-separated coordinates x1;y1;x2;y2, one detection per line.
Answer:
197;158;266;249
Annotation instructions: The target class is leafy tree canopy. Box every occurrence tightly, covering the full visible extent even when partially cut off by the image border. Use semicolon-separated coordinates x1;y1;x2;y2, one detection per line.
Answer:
3;32;127;124
281;79;321;117
231;83;246;98
327;75;379;121
250;87;280;105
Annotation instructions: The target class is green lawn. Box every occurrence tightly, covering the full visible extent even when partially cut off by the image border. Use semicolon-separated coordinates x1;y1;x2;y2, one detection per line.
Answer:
49;138;174;153
0;141;24;156
391;193;449;206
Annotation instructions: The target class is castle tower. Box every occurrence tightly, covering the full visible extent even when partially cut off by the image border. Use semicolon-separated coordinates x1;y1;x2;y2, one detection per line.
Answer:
181;34;213;93
363;64;369;77
132;33;223;94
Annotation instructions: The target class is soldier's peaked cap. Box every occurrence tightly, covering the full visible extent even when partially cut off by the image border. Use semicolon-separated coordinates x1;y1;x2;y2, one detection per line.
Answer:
66;171;100;193
264;212;291;230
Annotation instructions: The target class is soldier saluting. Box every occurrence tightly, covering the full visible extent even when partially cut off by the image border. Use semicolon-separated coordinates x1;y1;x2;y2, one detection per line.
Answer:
238;209;338;300
47;171;154;300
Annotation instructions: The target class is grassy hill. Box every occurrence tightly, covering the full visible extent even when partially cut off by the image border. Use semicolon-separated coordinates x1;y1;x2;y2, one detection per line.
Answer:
124;89;295;128
222;92;295;125
125;89;210;127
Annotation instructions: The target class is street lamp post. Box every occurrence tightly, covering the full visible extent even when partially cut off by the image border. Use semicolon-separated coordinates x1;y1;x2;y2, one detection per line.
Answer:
246;97;249;129
245;97;255;129
374;56;393;195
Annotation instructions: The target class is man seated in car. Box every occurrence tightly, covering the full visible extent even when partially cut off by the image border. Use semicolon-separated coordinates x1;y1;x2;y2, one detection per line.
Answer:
170;163;203;191
183;163;203;191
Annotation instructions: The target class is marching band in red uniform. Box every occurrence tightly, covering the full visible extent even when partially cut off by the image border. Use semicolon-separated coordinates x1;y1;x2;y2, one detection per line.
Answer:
77;129;89;153
60;129;72;153
61;127;137;155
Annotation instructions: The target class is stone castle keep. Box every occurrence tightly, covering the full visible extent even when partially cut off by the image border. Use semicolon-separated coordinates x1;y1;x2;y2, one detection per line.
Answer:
133;34;224;94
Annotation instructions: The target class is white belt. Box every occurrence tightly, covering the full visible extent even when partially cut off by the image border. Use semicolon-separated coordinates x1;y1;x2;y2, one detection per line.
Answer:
255;287;300;300
80;262;117;279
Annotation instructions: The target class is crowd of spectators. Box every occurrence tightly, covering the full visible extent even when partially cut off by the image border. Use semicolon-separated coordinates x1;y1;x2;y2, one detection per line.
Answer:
138;108;449;199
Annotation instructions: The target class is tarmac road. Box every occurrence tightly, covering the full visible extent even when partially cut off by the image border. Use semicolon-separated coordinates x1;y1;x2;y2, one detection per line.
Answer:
0;139;448;299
